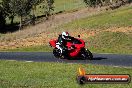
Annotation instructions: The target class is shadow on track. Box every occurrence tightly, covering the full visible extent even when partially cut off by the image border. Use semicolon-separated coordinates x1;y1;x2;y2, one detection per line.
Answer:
66;57;107;60
92;57;107;60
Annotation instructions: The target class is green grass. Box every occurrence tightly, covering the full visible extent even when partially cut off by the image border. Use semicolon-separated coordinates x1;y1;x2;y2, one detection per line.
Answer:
0;60;132;88
57;6;132;30
2;45;52;52
87;32;132;54
54;0;85;13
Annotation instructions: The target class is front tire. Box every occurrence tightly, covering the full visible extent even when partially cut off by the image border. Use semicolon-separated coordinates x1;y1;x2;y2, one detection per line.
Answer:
86;49;93;60
81;48;93;60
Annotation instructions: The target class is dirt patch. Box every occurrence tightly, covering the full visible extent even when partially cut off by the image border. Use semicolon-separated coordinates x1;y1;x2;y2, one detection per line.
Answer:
0;29;99;50
0;26;132;50
0;26;131;50
69;29;98;38
105;26;132;34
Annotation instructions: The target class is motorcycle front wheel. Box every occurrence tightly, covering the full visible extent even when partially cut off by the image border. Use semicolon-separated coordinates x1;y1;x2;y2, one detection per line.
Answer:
81;48;93;60
86;49;93;60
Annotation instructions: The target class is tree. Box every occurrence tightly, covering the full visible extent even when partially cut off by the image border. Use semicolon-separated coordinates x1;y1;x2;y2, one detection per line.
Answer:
0;2;6;28
1;0;31;25
2;0;15;24
83;0;102;7
83;0;90;6
1;0;55;29
40;0;54;20
30;0;43;15
128;0;132;3
46;0;54;12
10;0;33;29
29;0;44;25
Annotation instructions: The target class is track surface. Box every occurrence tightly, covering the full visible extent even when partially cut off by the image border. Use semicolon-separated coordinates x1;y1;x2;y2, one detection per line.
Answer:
0;52;132;67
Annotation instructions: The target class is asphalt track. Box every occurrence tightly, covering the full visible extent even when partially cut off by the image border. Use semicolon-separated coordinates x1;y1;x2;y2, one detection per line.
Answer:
0;52;132;67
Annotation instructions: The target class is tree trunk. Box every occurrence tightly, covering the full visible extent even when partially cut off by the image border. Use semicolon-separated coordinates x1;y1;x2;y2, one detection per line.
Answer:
0;11;6;29
19;15;22;30
32;6;35;16
100;0;104;6
10;15;14;25
110;0;113;3
32;5;36;25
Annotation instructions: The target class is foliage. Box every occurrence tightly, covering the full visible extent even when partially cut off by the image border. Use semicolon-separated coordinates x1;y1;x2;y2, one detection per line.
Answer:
83;0;104;7
39;0;54;19
0;0;54;28
83;0;130;7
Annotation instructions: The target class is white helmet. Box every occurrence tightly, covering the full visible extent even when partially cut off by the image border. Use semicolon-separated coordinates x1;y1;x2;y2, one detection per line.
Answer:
61;32;69;40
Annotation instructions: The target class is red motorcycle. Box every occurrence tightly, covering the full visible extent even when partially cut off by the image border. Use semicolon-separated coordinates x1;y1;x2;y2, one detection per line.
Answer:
49;35;93;60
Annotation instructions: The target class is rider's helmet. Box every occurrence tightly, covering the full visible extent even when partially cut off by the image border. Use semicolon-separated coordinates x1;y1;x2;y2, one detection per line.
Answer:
61;32;70;40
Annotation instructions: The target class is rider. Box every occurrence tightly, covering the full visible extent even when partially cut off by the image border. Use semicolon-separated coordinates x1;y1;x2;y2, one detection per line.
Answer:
56;32;72;55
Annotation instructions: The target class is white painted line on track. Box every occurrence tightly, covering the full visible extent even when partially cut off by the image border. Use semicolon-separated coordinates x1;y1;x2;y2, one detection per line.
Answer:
25;61;34;62
113;65;132;68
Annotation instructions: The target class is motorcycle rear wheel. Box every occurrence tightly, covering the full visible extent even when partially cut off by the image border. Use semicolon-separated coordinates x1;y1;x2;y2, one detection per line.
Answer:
53;48;61;58
53;48;66;59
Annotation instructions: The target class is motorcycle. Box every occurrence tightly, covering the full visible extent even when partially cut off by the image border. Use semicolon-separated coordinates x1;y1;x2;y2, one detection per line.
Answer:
49;35;93;60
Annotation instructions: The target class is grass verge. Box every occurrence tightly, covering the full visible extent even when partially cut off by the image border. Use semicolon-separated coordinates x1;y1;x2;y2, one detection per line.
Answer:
57;6;132;30
54;0;85;13
87;31;132;54
4;31;132;54
0;60;132;88
2;45;52;52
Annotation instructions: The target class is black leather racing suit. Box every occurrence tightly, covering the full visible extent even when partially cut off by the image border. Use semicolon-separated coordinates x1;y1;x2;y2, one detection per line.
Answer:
56;34;73;54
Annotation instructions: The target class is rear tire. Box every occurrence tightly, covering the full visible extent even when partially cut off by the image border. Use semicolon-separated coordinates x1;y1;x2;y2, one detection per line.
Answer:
53;48;61;58
53;48;66;59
